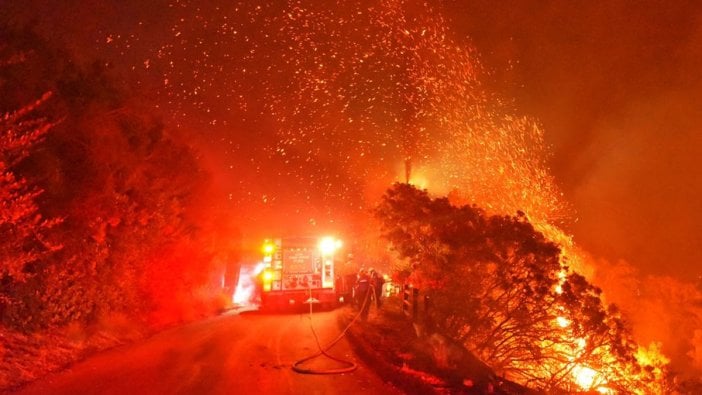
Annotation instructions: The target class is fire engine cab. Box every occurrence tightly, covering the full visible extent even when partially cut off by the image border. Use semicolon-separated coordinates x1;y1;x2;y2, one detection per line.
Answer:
258;236;343;310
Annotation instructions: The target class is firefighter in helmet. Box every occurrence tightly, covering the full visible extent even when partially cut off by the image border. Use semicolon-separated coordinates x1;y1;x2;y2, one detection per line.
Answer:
355;268;371;320
369;268;385;308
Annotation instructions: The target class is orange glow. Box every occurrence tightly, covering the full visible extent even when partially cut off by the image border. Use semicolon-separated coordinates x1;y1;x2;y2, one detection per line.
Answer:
318;236;341;255
262;269;273;282
233;263;266;305
556;316;570;328
262;241;276;255
572;365;597;390
260;267;274;292
408;175;428;189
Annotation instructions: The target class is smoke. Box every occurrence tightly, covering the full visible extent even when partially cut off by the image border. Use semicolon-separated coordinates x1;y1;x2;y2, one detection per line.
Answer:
444;0;702;281
591;256;702;377
570;91;702;280
561;15;702;279
440;1;702;378
560;86;702;377
233;263;264;306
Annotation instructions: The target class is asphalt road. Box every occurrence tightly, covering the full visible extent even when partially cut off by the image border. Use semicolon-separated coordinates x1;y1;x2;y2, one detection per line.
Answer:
12;308;402;395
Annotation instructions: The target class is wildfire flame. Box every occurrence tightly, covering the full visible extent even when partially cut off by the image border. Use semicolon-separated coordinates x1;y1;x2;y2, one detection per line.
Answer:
572;365;597;389
556;316;570;328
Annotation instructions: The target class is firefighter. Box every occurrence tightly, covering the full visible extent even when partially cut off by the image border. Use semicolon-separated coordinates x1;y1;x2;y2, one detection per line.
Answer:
369;268;385;308
355;268;371;320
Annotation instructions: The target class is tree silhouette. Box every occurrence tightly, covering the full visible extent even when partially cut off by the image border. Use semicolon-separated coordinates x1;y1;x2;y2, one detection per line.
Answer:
375;183;667;392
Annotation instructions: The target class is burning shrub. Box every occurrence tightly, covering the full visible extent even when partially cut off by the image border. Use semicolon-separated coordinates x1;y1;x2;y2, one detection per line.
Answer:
375;183;668;393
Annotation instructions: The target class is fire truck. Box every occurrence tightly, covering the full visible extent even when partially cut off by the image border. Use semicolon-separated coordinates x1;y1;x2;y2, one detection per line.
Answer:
258;236;345;310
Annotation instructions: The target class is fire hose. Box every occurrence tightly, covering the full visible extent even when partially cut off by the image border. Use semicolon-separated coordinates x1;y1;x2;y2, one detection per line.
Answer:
291;285;374;375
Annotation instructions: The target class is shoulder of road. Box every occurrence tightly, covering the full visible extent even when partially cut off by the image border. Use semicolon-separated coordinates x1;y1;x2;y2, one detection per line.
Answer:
338;297;537;395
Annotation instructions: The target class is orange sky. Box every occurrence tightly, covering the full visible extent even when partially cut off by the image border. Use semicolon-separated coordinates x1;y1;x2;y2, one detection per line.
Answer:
447;0;702;280
4;0;701;281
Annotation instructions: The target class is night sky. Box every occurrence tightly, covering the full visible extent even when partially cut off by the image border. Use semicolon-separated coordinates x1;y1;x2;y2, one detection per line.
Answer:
447;1;702;281
4;0;701;281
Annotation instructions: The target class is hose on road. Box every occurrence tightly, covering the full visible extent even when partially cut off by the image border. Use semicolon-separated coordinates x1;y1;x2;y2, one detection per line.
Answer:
291;286;374;375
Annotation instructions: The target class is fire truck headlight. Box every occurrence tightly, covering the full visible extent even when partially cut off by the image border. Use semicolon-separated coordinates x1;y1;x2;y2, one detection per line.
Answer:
262;240;276;255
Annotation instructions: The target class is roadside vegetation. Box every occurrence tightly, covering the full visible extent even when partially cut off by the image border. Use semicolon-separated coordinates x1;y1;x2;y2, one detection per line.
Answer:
0;27;236;391
372;183;669;394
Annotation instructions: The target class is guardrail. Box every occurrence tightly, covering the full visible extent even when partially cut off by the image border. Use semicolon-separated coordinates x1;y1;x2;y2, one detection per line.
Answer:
402;283;433;323
401;284;419;318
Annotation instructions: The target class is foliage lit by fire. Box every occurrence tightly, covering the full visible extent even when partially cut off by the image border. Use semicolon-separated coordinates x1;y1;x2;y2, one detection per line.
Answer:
0;28;233;333
375;184;668;393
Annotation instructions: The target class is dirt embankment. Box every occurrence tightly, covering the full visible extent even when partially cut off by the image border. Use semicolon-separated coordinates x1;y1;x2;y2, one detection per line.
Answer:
339;297;535;395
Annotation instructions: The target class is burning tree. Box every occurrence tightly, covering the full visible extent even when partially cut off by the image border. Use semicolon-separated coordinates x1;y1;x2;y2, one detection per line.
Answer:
375;183;668;393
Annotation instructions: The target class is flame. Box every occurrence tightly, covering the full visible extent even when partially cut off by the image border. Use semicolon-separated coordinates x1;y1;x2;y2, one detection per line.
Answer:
556;316;570;328
635;342;670;379
402;164;428;189
514;243;670;393
572;365;598;389
408;175;428;190
572;363;614;395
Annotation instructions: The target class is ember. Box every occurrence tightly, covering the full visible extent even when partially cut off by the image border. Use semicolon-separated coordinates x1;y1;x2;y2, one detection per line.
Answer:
2;0;698;393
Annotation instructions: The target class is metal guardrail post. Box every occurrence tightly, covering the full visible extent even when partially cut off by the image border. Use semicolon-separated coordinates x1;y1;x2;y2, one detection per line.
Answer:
402;284;411;317
402;284;423;320
412;287;419;319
